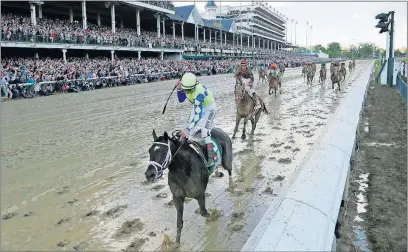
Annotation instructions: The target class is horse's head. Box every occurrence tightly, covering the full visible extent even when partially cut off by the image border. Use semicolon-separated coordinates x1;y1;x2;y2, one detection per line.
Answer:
145;129;173;183
234;82;245;104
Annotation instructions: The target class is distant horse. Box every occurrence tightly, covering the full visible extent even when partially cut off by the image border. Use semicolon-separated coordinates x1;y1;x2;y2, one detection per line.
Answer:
340;63;347;82
306;65;314;85
267;72;281;97
258;68;267;84
319;66;327;84
348;61;353;72
331;66;342;91
233;80;269;139
145;128;233;245
279;63;286;76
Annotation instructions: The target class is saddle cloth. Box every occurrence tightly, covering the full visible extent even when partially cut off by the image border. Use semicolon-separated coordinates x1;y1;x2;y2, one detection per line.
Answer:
189;137;222;173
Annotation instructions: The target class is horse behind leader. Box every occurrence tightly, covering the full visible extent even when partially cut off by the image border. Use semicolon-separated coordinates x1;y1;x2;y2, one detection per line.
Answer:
145;128;233;246
331;65;342;91
233;81;269;140
258;68;267;84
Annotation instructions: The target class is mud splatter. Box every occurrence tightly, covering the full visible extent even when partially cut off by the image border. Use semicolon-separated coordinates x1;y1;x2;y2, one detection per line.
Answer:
73;241;88;251
231;224;244;232
273;175;286;181
2;212;18;220
278;158;292;164
66;199;79;205
165;200;174;207
56;218;71;226
264;187;274;194
23;212;35;217
156;193;168;199
148;231;157;237
284;146;292;149
270;142;284;148
114;219;145;237
245;187;255;193
104;205;127;218
231;211;245;221
152;184;166;191
206;208;222;222
292;148;301;152
125;238;147;252
161;233;178;252
57;240;70;248
84;210;99;217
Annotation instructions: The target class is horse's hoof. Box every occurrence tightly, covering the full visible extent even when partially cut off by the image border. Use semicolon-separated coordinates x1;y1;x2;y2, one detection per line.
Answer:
241;134;246;140
175;242;181;248
215;171;224;178
201;209;210;218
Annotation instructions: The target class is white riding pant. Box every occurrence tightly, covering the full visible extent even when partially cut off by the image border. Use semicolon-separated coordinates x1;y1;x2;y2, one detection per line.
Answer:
187;102;217;144
242;77;256;98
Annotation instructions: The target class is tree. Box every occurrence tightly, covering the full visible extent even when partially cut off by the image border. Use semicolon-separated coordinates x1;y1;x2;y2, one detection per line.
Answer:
326;42;342;58
312;44;326;53
358;43;375;58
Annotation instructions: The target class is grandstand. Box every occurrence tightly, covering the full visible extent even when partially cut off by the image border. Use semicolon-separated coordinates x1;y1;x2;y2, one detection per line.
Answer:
1;1;330;100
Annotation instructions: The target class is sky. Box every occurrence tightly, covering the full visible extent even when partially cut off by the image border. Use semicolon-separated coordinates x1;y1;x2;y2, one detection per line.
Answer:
172;1;407;50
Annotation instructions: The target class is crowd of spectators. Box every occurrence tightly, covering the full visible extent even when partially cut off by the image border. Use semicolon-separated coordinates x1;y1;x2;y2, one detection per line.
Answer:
0;57;239;100
0;51;329;101
2;12;289;52
140;1;175;10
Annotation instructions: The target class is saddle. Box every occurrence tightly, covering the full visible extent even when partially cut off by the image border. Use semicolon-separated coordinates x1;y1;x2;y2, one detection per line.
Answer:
187;137;222;173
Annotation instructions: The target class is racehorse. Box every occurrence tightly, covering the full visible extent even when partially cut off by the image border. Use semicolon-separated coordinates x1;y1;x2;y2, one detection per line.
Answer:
331;65;342;91
340;63;347;82
306;65;314;85
279;63;286;76
258;68;267;84
348;61;353;72
267;71;281;97
301;64;307;81
319;66;327;84
145;128;233;245
233;80;269;140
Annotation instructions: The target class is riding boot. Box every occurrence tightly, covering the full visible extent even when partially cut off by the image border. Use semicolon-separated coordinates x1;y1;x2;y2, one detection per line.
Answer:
206;143;216;169
252;92;260;118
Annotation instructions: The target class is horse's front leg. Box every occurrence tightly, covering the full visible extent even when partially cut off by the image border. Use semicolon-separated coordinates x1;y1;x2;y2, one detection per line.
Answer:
241;117;248;140
174;196;185;245
232;114;242;139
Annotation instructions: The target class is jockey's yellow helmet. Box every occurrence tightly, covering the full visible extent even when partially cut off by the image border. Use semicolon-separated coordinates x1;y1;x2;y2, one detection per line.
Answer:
180;72;198;90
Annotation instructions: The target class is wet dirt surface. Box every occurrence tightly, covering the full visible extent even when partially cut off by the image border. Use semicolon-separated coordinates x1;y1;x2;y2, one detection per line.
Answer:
337;75;407;252
1;62;372;251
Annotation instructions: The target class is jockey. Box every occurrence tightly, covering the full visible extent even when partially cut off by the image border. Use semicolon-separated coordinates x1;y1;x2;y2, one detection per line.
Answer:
234;59;261;116
176;72;217;168
268;64;281;83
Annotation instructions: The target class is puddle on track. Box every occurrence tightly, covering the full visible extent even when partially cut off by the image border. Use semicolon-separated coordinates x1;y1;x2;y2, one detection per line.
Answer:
1;63;372;251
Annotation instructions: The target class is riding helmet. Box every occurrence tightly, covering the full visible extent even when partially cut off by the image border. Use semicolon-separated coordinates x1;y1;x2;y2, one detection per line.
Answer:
270;64;277;70
241;59;248;66
180;72;198;90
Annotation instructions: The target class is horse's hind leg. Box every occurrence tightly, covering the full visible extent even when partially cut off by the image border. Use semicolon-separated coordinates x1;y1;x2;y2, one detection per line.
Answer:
221;139;233;176
196;194;210;217
173;196;185;244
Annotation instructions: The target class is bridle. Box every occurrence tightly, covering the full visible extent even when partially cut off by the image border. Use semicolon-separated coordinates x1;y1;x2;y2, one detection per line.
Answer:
148;140;172;180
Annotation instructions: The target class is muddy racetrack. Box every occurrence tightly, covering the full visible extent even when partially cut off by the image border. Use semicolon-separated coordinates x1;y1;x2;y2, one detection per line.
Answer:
1;61;371;251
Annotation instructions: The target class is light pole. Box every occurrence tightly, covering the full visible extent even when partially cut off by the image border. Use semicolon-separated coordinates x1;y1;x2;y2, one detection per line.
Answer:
310;24;313;49
290;19;293;44
306;21;308;50
295;21;297;46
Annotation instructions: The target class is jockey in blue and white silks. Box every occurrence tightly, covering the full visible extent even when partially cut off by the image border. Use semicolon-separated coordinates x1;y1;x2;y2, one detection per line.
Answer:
176;72;217;168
